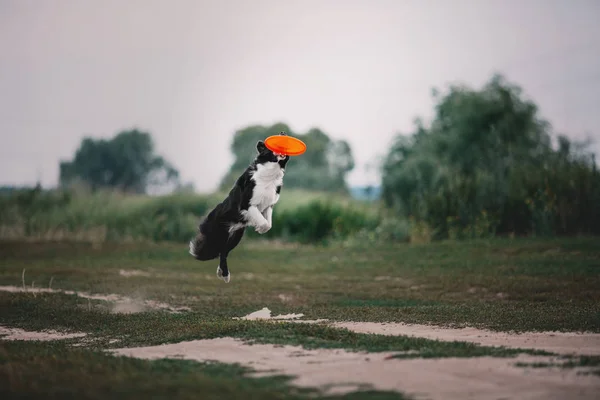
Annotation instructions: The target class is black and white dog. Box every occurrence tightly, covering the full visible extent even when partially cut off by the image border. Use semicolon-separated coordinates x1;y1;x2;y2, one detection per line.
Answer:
188;133;290;283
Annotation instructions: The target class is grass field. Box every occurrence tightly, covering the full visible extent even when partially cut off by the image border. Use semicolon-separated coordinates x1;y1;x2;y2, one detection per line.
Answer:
1;237;599;398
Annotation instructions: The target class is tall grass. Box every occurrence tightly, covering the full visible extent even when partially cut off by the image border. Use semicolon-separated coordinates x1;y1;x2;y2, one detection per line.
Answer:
0;187;215;242
0;187;383;245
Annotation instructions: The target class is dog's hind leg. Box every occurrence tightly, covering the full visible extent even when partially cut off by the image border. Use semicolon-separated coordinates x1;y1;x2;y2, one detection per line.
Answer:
217;253;230;283
216;228;245;283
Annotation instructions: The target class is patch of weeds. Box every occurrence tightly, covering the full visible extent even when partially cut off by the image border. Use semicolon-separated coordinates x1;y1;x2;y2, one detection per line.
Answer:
515;362;555;368
578;370;600;377
515;355;600;372
562;355;600;368
0;341;409;400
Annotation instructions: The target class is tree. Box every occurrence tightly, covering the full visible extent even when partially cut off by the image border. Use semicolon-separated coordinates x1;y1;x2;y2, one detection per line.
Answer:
328;139;355;181
219;123;355;193
59;129;179;194
381;74;600;238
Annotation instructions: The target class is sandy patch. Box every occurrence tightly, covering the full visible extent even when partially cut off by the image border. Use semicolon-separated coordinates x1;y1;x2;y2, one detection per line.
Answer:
236;307;304;320
374;276;413;285
111;337;600;399
234;308;600;356
110;300;148;314
278;293;293;302
0;285;191;314
331;322;600;356
119;269;151;277
0;325;86;341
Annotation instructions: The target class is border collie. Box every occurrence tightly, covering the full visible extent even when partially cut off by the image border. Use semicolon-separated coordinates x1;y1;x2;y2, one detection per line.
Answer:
188;132;290;283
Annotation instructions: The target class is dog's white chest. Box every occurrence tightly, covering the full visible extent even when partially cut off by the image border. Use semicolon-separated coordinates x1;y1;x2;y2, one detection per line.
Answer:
250;163;283;212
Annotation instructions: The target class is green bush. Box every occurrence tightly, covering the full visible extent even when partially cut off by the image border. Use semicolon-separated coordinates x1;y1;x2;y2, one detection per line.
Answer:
381;75;600;240
248;200;381;244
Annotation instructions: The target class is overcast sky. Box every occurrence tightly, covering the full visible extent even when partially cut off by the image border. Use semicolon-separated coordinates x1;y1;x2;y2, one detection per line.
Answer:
1;0;599;193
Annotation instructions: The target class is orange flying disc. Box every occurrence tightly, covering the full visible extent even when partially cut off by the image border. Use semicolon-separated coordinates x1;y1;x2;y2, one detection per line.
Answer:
264;135;307;156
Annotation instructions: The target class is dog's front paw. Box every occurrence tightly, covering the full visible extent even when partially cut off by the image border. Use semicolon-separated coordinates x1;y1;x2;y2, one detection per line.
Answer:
255;221;271;234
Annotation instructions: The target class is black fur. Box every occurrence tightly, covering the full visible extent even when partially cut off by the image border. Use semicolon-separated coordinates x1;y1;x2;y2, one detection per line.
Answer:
189;132;290;282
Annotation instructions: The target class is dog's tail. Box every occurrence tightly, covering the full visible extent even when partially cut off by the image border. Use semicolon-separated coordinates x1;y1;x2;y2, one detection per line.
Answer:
188;232;206;259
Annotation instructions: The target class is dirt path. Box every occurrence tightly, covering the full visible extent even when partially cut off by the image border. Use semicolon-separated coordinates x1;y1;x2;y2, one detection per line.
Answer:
330;321;600;356
2;294;599;399
0;325;86;341
111;337;600;400
0;285;190;314
3;321;597;399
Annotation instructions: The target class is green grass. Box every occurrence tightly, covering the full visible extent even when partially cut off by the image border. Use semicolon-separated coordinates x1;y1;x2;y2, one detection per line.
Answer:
335;299;441;308
1;237;598;399
1;237;598;333
0;341;408;400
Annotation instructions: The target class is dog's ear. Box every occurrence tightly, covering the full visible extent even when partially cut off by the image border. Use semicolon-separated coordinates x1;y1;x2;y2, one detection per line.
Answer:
256;140;267;153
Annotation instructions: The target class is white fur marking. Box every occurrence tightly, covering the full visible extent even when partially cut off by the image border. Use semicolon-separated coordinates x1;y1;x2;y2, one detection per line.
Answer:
250;162;283;213
228;222;246;236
